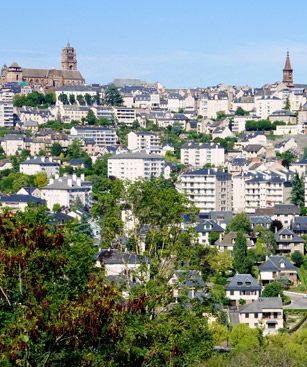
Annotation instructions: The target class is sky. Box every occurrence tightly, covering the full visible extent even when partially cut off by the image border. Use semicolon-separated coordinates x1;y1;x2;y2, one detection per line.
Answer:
2;0;307;88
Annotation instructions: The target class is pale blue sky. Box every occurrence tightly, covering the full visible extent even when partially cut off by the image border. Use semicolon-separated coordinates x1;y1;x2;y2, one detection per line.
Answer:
2;0;307;87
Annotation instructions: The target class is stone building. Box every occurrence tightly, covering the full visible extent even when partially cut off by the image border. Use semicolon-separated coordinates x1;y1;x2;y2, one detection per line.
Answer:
1;43;84;88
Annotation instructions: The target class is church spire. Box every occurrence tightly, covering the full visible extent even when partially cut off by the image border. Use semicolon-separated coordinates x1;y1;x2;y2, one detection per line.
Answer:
283;51;293;87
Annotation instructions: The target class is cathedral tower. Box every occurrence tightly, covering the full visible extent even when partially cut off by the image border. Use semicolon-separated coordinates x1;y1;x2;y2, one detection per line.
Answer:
283;51;293;87
61;42;77;70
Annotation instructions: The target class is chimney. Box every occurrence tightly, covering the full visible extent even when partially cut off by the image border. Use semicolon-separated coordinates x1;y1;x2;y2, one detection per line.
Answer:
67;178;73;187
72;173;77;181
76;178;81;186
80;173;85;181
49;178;54;184
55;173;59;179
49;156;53;162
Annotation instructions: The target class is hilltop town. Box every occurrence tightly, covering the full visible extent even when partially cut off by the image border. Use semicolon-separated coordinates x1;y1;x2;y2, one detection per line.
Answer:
0;45;307;366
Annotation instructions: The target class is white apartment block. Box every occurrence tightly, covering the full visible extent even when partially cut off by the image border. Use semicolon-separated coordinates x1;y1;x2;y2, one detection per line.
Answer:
233;172;291;214
255;96;283;119
108;151;165;181
115;107;136;126
0;89;14;127
70;126;118;146
180;142;225;167
20;156;60;178
177;168;232;213
59;105;89;123
198;93;230;119
41;174;92;210
127;131;161;155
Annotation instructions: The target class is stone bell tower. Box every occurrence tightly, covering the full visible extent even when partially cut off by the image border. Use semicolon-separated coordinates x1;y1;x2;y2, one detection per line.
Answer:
61;42;77;71
283;51;293;87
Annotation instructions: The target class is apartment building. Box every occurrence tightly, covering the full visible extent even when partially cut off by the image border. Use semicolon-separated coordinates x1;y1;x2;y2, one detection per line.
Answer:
108;151;165;181
41;174;92;210
0;89;14;127
177;168;232;213
20;156;60;178
255;96;283;119
127;131;161;155
70;126;118;146
233;172;291;214
180;142;225;167
114;107;136;126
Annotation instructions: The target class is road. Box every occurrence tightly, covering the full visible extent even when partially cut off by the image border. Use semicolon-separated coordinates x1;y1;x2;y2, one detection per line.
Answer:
284;291;307;310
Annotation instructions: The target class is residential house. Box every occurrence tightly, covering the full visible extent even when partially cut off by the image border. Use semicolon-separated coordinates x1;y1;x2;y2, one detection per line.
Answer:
95;248;150;282
259;256;298;285
225;274;262;307
274;228;305;256
272;204;300;229
291;216;307;236
0;194;46;212
238;297;283;335
215;231;255;252
168;270;206;301
20;156;60;178
195;219;224;245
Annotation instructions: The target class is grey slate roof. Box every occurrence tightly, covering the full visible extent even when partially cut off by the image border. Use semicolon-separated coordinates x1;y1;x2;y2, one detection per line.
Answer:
291;217;307;232
0;194;45;204
195;219;224;233
96;249;149;265
239;297;282;313
225;274;261;291
172;270;205;288
259;256;297;272
274;204;300;215
21;157;59;166
275;228;304;243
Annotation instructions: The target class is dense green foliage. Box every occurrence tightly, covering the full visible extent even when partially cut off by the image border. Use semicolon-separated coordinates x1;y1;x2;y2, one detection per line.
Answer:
245;119;286;131
104;84;123;106
291;172;305;208
13;92;56;108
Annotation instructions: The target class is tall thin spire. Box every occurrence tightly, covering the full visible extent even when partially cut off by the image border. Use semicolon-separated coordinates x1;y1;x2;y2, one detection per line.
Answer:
283;51;293;87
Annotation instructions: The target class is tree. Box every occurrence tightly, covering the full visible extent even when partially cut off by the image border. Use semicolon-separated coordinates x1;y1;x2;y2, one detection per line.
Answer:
226;213;251;234
66;138;83;159
69;94;76;105
216;111;226;121
235;107;249;116
58;93;69;105
233;231;250;274
77;94;85;106
34;171;48;188
279;150;297;168
229;324;262;351
51;142;63;156
84;93;94;106
86;109;97;125
291;172;305;208
262;282;282;297
284;97;290;110
104;84;123;106
208;231;220;245
207;249;233;275
291;250;304;267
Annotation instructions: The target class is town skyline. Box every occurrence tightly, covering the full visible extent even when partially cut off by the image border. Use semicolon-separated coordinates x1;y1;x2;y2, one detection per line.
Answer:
2;0;307;87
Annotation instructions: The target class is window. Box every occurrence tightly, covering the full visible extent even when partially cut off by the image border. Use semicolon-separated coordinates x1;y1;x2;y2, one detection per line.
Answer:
254;313;258;318
267;323;276;329
245;313;249;318
230;290;234;295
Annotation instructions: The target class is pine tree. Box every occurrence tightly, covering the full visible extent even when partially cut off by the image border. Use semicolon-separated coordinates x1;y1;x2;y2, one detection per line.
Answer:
233;231;249;273
291;172;305;208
